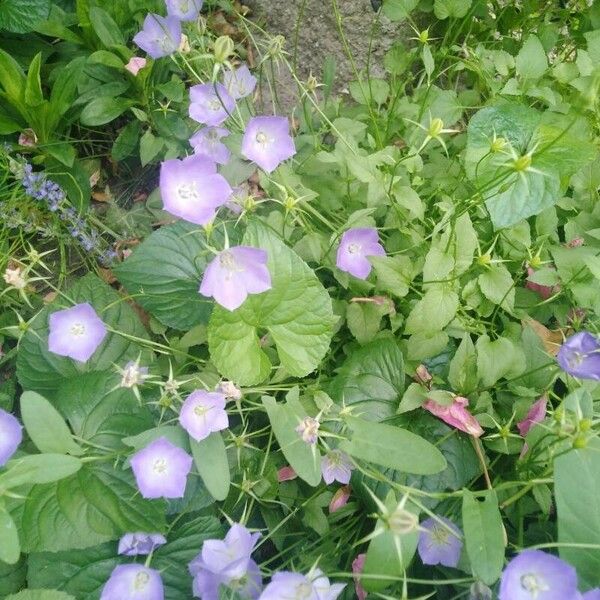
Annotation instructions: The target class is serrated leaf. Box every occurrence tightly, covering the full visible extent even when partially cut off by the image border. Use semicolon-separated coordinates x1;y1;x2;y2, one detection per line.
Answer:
462;490;505;585
346;302;385;344
405;286;458;335
16;273;149;396
27;516;222;600
15;462;166;553
20;391;83;456
0;0;50;33
434;0;472;19
208;221;334;385
382;0;419;21
516;35;548;80
330;338;404;421
262;394;321;486
478;264;515;312
114;221;222;330
476;335;525;387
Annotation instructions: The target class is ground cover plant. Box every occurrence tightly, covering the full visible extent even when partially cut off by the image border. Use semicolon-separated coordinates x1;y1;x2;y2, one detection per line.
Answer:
2;0;600;598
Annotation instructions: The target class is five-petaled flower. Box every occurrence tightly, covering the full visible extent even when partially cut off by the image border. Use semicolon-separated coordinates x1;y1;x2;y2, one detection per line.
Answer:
199;246;271;311
166;0;203;21
223;64;258;99
258;570;345;600
190;127;231;165
321;449;354;485
179;390;229;441
48;302;107;363
189;83;236;126
417;516;463;567
242;116;296;173
295;416;320;445
557;331;600;380
101;564;164;600
336;228;385;279
160;154;232;225
130;437;193;499
133;14;181;59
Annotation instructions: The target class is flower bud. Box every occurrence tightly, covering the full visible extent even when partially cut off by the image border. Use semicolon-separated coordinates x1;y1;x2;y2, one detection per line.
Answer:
490;136;506;153
329;485;351;513
213;36;234;63
387;504;419;536
419;29;429;44
428;118;444;138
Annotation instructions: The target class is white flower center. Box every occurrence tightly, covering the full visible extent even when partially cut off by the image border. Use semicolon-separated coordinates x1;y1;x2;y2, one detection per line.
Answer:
255;131;269;145
177;181;200;202
295;583;313;599
219;251;237;270
520;573;549;598
70;323;86;337
347;243;361;254
158;36;172;52
153;458;168;474
209;99;222;111
134;571;150;591
430;524;450;545
193;404;208;417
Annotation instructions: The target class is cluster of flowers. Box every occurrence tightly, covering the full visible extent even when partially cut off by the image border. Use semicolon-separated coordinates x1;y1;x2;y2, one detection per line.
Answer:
12;161;117;265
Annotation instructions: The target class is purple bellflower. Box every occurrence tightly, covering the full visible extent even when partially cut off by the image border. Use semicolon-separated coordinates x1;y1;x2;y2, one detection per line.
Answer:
499;550;579;600
179;390;229;442
0;409;22;467
199;246;271;311
296;417;320;445
160;154;232;225
118;532;167;556
189;83;235;126
223;64;258;100
48;303;107;363
582;590;600;599
133;14;181;59
130;437;192;499
166;0;203;21
557;332;600;380
190;127;231;165
417;516;463;568
259;570;345;600
100;564;164;600
321;450;353;485
242;116;296;173
336;228;385;279
189;523;262;599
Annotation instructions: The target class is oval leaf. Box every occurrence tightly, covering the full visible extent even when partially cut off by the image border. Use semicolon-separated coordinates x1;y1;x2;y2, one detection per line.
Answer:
190;432;230;501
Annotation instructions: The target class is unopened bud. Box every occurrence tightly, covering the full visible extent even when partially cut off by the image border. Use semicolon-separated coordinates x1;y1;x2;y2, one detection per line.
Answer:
428;118;444;138
213;36;234;63
387;505;419;536
419;29;429;44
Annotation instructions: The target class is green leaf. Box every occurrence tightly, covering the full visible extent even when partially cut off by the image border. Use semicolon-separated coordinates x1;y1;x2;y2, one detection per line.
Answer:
139;129;164;167
190;432;230;501
555;438;600;588
340;416;446;474
462;489;505;585
262;394;321;486
348;79;390;105
0;48;26;102
478;264;515;312
208;221;334;385
25;53;44;107
329;338;404;421
55;372;154;451
346;302;384;344
516;35;548;80
362;491;419;592
5;591;76;600
476;335;525;387
448;334;478;394
112;120;141;161
0;0;50;33
0;454;82;488
0;504;20;564
88;7;124;47
15;462;166;553
20;391;83;456
16;273;149;396
80;97;134;126
27;516;222;600
0;556;26;597
405;286;458;335
434;0;472;19
382;0;419;21
114;221;219;330
0;114;22;134
48;57;85;129
371;255;411;297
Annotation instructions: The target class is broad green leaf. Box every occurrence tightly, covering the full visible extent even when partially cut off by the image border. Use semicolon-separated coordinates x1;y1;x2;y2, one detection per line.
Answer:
209;221;334;385
114;221;220;330
555;438;600;588
262;394;321;486
462;489;505;585
139;129;164;166
478;264;515;312
0;504;20;564
362;491;419;592
16;273;149;396
405;286;458;335
25;53;44;107
15;462;166;552
434;0;472;19
346;302;384;344
349;79;390;105
88;7;125;47
0;0;50;33
329;338;404;421
516;35;548;80
80;97;134;126
190;432;230;501
448;334;478;395
340;416;446;474
0;48;26;102
0;454;82;488
55;372;154;451
0;557;26;597
382;0;419;21
112;120;141;161
122;425;189;451
5;592;76;600
371;255;411;298
519;323;555;390
27;516;222;600
476;335;525;387
20;391;83;456
0;113;21;134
